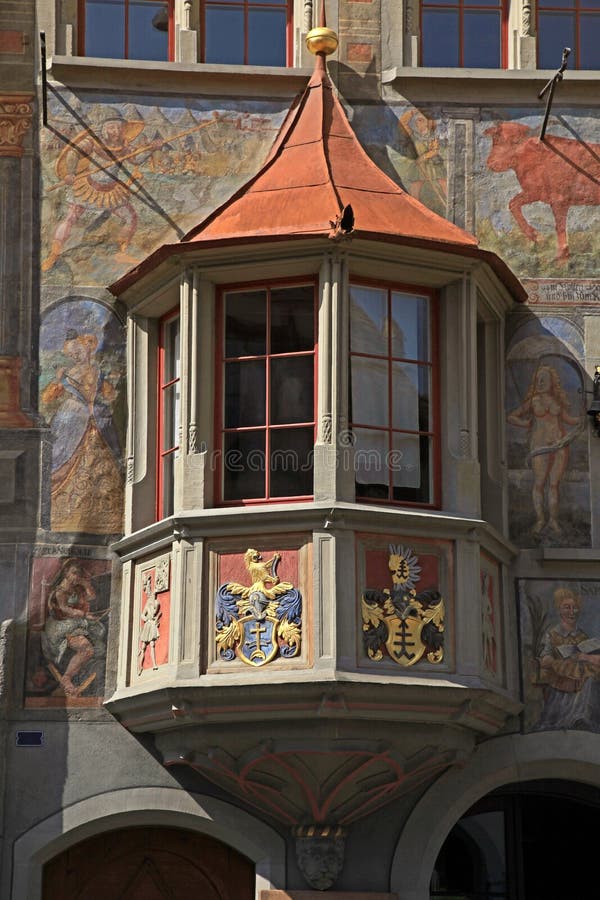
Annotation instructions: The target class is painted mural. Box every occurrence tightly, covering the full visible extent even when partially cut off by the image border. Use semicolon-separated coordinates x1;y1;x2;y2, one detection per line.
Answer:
352;103;448;218
357;535;453;670
505;314;589;547
215;548;302;667
41;92;288;286
136;555;171;675
480;553;501;683
39;298;126;535
25;553;111;707
519;579;600;733
477;110;600;278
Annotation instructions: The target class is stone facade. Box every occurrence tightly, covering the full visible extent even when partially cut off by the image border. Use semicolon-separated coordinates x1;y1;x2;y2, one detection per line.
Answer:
1;2;600;897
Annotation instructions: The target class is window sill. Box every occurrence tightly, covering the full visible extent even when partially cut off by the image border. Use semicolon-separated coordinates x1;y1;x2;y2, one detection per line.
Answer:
48;55;312;98
382;65;600;105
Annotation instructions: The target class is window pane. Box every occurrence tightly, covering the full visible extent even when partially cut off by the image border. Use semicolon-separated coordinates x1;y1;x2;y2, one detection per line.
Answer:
163;317;180;382
248;9;287;66
464;0;502;6
85;0;125;57
351;356;388;426
129;1;169;61
354;428;389;499
422;11;460;67
464;10;501;67
205;7;244;64
538;0;575;7
391;292;430;360
162;382;180;450
223;431;265;500
350;286;388;356
538;13;575;68
392;434;431;501
580;14;600;68
270;427;313;497
161;453;175;517
225;360;265;427
225;290;266;357
270;356;314;425
391;361;423;432
271;285;314;353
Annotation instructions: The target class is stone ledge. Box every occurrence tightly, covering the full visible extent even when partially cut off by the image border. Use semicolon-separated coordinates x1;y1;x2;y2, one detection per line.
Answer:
48;56;312;99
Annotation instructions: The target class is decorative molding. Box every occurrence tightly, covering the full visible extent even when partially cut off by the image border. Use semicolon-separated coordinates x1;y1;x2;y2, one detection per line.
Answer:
0;94;33;157
321;414;332;444
405;0;418;33
188;422;198;453
522;0;533;36
303;0;314;33
126;456;134;484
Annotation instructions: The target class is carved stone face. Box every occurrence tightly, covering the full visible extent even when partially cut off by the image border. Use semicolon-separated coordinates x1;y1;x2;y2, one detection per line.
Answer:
295;833;345;891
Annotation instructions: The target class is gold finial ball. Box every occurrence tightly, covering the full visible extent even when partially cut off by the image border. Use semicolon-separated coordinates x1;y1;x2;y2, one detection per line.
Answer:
305;26;338;56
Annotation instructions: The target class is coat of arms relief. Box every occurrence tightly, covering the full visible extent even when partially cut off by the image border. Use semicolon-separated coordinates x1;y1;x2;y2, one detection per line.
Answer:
361;544;445;667
216;549;302;667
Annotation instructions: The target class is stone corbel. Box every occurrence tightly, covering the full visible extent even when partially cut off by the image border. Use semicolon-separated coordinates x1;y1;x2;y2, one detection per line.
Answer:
0;95;34;158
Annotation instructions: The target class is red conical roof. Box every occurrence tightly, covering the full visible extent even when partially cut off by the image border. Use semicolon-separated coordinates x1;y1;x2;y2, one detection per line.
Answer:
110;22;525;302
182;52;477;249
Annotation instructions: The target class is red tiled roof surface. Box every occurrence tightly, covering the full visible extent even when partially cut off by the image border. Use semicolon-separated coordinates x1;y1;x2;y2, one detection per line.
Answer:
182;54;478;248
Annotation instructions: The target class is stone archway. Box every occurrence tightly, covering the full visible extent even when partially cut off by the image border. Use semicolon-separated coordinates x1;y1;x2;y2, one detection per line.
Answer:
390;732;600;900
11;787;285;900
42;826;254;899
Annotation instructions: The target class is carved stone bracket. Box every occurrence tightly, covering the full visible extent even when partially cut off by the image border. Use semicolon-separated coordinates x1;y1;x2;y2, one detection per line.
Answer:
0;94;33;158
294;825;346;891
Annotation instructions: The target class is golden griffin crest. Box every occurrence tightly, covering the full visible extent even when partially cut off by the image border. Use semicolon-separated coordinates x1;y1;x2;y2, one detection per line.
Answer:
361;544;445;667
216;549;302;667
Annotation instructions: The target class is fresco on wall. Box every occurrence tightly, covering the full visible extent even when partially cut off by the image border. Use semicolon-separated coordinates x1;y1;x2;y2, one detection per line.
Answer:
41;92;288;286
137;555;171;675
39;298;126;534
357;536;453;670
477;111;600;277
215;548;303;667
351;104;448;217
519;579;600;733
25;554;111;707
505;314;589;547
480;553;501;682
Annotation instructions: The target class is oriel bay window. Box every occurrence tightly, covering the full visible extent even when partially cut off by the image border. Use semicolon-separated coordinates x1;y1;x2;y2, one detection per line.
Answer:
157;310;180;519
350;283;438;506
217;281;316;503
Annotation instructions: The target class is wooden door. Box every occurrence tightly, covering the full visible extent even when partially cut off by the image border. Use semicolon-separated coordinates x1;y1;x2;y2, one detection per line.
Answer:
43;826;254;899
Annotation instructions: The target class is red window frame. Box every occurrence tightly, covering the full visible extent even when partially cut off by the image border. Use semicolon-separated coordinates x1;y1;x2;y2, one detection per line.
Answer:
157;308;180;520
537;0;600;69
78;0;175;60
349;279;440;508
420;0;508;68
200;0;293;66
215;277;317;506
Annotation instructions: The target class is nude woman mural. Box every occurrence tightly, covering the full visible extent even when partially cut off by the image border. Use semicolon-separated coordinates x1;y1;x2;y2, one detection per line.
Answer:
507;364;584;535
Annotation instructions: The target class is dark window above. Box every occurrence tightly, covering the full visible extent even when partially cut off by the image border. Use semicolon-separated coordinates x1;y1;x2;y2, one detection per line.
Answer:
421;0;506;68
537;0;600;69
80;0;173;61
202;0;290;66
